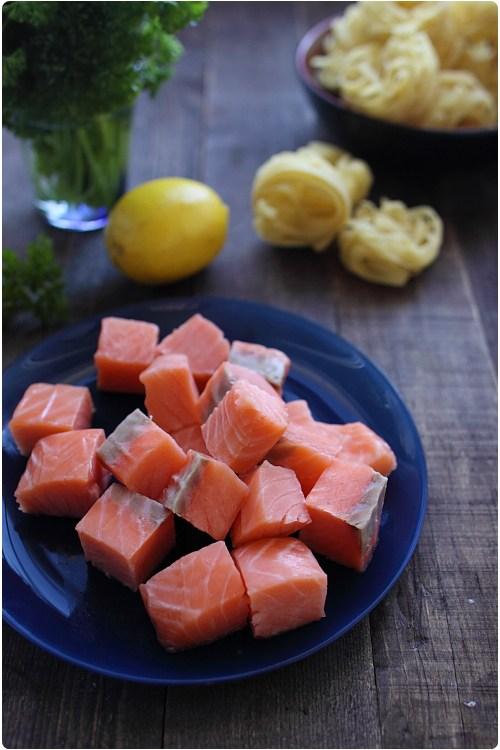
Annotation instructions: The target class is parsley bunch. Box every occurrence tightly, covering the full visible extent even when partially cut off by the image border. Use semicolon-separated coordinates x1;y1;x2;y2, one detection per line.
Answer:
3;235;69;328
3;2;207;208
3;2;207;136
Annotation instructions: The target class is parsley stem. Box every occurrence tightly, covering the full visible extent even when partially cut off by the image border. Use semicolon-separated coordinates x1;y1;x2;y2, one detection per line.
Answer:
28;108;131;209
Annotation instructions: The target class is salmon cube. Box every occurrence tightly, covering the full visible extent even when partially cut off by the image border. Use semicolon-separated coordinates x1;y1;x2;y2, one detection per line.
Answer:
202;381;288;474
97;409;187;499
139;353;200;433
94;317;159;394
76;483;175;590
286;400;313;426
267;420;342;494
198;361;281;422
171;424;208;455
286;409;397;477
233;537;327;638
334;422;397;476
8;382;94;456
14;429;109;517
299;459;388;572
162;450;249;540
156;314;230;388
231;461;310;547
140;541;249;651
229;340;291;389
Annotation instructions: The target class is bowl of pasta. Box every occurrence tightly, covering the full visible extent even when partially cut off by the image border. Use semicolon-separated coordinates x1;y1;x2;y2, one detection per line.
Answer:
296;2;497;160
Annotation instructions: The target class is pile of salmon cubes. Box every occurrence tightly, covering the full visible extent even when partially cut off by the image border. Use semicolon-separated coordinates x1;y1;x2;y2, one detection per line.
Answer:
10;313;397;653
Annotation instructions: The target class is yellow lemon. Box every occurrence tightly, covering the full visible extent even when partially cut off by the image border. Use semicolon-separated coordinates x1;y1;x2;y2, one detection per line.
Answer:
105;178;229;284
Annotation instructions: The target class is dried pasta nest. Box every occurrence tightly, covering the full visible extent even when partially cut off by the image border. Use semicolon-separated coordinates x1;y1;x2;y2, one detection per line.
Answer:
420;71;496;129
338;199;443;286
311;1;498;128
296;142;374;204
331;33;438;125
252;144;372;251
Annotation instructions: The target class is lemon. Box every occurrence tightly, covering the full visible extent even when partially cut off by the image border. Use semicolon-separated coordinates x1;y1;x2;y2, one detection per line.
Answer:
105;178;229;284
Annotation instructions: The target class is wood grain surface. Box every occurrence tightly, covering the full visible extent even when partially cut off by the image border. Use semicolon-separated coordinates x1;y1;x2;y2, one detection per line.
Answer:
2;3;497;748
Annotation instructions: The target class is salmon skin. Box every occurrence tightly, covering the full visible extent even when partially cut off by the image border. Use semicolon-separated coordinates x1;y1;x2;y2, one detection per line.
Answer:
232;537;327;638
198;361;281;423
231;461;310;547
162;450;249;541
228;340;291;390
15;429;109;518
299;458;387;572
202;380;288;475
156;314;230;388
76;483;175;590
8;382;94;456
140;353;201;433
140;541;249;652
94;317;159;394
97;409;187;500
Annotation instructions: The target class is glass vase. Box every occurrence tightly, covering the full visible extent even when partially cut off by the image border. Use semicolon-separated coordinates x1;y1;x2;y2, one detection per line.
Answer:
23;108;132;232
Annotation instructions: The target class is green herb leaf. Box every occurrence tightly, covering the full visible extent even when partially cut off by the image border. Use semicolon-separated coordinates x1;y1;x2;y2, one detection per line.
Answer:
3;2;208;137
3;234;69;328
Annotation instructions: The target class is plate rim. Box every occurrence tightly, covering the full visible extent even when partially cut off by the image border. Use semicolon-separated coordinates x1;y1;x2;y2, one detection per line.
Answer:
3;294;428;685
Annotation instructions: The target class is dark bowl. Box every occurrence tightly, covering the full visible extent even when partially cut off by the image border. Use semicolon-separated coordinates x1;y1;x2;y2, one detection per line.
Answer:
295;16;498;164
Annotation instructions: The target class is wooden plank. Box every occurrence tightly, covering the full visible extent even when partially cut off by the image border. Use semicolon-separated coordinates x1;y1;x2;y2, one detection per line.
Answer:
161;5;381;746
327;164;497;747
438;164;498;372
2;15;208;750
292;5;498;743
163;626;380;750
2;625;165;749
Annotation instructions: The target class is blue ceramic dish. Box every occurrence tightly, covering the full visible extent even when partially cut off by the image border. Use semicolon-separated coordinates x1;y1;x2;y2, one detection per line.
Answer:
3;297;427;685
295;16;497;163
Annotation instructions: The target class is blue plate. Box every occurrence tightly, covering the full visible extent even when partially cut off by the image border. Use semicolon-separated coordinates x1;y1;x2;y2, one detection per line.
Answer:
3;296;427;685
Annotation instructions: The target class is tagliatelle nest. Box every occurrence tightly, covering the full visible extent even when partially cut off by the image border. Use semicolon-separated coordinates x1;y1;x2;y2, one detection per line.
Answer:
296;142;374;205
311;1;498;128
338;199;443;286
420;70;496;128
337;33;439;125
252;151;352;251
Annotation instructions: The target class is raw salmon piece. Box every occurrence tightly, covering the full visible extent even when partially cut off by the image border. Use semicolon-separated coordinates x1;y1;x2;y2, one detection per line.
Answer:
299;458;387;572
228;340;291;389
76;483;175;590
172;424;208;454
15;429;109;517
94;317;159;394
198;361;281;422
202;381;288;474
232;537;327;638
156;314;230;388
267;420;342;495
139;353;200;433
231;461;310;547
97;409;187;499
284;408;397;477
334;422;397;476
140;541;249;651
286;400;313;426
8;382;94;456
162;450;249;540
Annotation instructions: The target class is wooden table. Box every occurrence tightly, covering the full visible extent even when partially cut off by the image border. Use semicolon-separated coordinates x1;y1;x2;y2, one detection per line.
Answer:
3;3;497;748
